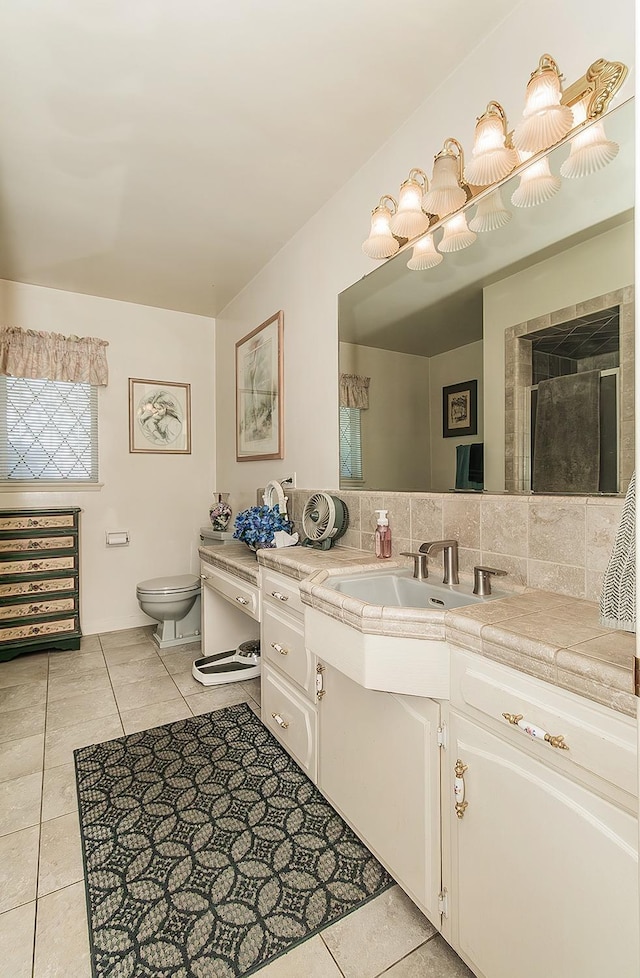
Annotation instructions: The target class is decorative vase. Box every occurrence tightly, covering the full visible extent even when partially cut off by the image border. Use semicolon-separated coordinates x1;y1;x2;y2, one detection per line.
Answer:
209;493;232;531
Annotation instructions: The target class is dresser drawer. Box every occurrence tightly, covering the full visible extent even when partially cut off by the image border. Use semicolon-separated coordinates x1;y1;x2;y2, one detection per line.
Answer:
201;565;260;621
0;596;77;621
0;616;79;644
263;604;314;696
262;570;304;616
0;535;76;554
0;513;76;531
0;555;77;576
451;649;637;801
262;664;317;782
0;577;76;599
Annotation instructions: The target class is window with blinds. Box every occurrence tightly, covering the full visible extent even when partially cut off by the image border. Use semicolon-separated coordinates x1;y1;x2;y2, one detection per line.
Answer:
0;377;99;482
339;406;363;482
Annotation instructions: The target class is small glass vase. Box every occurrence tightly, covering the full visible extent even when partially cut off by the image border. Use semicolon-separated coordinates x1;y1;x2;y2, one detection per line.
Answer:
209;493;232;531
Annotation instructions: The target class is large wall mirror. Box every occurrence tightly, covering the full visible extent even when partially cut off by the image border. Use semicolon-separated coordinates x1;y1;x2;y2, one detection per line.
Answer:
338;99;634;496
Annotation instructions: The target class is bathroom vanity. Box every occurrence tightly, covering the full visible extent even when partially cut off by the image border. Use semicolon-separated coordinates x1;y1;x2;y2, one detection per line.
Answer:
197;541;638;978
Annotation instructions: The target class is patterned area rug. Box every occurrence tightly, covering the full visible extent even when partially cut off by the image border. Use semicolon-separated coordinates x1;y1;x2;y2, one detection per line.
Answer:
74;702;392;978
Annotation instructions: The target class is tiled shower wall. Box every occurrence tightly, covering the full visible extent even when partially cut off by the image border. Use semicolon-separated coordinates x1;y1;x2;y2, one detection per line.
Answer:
286;489;624;604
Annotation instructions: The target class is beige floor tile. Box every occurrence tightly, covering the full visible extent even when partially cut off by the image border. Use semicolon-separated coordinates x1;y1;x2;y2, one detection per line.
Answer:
156;638;201;658
185;684;255;716
0;652;48;689
0;705;45;745
0;901;36;978
42;763;78;821
113;675;182;712
258;934;343;977
171;668;212;696
120;697;193;734
103;641;157;667
38;811;84;897
160;646;202;674
46;687;118;733
44;714;123;769
47;669;112;703
34;881;91;978
99;625;153;651
79;634;102;653
321;885;436;978
0;771;42;836
0;732;44;782
245;676;261;703
248;699;261;717
0;680;47;714
383;935;474;977
108;656;171;688
0;824;40;913
48;650;105;679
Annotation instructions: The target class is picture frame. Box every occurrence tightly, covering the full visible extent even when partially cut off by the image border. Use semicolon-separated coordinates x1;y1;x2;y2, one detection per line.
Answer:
236;310;284;461
442;379;477;438
129;378;191;454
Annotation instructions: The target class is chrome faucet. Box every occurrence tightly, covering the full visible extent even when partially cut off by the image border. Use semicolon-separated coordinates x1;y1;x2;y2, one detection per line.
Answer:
419;540;459;585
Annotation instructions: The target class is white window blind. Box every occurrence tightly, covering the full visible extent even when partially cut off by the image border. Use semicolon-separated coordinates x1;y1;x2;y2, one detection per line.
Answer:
339;406;363;481
0;376;99;482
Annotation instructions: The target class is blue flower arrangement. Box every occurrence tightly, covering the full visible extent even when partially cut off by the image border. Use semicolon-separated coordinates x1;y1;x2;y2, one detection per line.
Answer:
233;504;294;551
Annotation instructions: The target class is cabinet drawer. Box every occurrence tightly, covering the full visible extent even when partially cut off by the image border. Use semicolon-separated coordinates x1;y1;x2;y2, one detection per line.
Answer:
262;570;304;616
0;513;76;531
0;535;76;554
201;565;260;621
262;664;317;782
0;555;77;576
263;604;314;696
0;616;78;644
451;650;637;801
0;596;77;621
0;577;76;599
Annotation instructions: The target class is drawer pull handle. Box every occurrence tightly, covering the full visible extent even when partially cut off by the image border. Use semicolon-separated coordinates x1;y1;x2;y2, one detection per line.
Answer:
235;596;249;606
271;712;289;729
454;759;468;819
271;590;289;602
502;712;569;751
316;662;325;700
270;642;288;656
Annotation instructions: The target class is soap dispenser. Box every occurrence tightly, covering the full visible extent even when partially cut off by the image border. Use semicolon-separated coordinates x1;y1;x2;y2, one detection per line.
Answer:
374;509;392;558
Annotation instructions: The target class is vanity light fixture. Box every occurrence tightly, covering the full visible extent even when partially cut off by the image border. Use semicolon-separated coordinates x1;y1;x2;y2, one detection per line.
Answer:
438;212;477;252
389;169;431;239
464;102;518;186
468;188;511;232
422;139;469;218
406;232;443;270
362;195;399;259
511;152;560;208
513;54;573;155
560;96;619;178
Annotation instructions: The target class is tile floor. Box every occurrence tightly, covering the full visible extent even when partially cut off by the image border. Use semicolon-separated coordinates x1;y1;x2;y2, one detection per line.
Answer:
0;627;474;978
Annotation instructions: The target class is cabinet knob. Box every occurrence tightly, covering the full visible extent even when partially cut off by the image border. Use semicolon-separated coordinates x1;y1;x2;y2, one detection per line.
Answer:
271;712;289;729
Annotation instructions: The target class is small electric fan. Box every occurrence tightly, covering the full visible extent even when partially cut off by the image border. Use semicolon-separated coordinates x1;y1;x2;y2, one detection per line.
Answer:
301;492;349;549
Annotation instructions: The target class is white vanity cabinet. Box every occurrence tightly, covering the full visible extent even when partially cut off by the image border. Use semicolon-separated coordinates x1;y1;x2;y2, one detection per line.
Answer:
200;559;260;654
317;661;442;924
261;569;319;782
442;650;639;978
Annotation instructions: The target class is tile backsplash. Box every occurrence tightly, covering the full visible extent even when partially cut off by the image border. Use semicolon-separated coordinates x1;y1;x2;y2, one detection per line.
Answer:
286;488;624;603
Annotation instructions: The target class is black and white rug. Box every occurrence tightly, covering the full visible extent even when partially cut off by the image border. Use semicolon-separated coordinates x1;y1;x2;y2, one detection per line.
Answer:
75;702;392;978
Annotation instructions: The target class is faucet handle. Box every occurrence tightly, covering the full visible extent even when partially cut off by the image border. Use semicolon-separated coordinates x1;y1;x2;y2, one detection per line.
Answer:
400;552;429;581
473;565;507;596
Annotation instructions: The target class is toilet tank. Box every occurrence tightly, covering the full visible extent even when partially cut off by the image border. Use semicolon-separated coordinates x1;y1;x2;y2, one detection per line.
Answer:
199;526;235;547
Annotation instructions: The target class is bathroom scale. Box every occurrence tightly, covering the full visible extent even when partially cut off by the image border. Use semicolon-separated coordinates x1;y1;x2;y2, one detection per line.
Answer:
192;639;261;686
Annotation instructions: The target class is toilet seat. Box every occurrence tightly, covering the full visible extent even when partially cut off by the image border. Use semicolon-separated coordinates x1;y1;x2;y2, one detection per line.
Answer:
136;574;200;597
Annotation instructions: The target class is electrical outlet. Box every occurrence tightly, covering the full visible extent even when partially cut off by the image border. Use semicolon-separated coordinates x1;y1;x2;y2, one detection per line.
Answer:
281;473;296;488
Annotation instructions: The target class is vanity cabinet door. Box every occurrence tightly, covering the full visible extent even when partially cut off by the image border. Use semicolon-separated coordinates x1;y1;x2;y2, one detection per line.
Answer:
444;710;639;978
317;661;442;925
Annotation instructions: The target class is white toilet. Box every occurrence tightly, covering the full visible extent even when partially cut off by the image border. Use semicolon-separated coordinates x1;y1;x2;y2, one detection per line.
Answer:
136;574;201;650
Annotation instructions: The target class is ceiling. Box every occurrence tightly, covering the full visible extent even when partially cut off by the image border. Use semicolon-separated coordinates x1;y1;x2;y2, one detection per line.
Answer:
0;0;521;317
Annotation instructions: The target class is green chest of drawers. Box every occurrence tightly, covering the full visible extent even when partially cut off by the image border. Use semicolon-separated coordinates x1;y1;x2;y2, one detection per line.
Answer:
0;507;82;661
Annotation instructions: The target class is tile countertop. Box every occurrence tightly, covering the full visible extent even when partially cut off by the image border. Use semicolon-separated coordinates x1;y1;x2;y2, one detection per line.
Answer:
199;543;637;718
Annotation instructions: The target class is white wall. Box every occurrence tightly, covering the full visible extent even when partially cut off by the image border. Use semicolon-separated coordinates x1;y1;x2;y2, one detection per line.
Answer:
483;220;634;488
428;341;484;491
0;280;215;634
214;0;634;498
340;342;430;490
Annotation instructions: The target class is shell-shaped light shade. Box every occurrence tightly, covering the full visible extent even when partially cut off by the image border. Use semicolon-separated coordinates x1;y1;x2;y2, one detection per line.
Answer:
362;205;399;259
407;234;443;271
511;157;560;208
560;119;619;179
423;155;467;218
464;114;518;186
438;213;477;253
390;179;430;239
513;68;573;154
468;189;512;232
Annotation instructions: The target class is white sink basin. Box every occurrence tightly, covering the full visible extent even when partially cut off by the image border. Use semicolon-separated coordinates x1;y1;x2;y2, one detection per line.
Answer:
327;570;504;610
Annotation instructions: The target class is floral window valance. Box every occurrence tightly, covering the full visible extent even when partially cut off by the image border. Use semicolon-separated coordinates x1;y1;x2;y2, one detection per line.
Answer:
339;373;370;410
0;326;109;386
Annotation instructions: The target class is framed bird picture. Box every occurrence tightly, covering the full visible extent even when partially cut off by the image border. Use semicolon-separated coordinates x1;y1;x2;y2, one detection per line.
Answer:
129;378;191;454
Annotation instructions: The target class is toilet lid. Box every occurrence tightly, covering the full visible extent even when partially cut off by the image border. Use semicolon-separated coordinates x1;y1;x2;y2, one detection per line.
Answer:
137;574;200;595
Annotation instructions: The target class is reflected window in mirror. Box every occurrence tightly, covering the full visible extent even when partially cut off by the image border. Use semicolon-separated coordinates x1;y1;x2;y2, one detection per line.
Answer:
339;407;364;483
